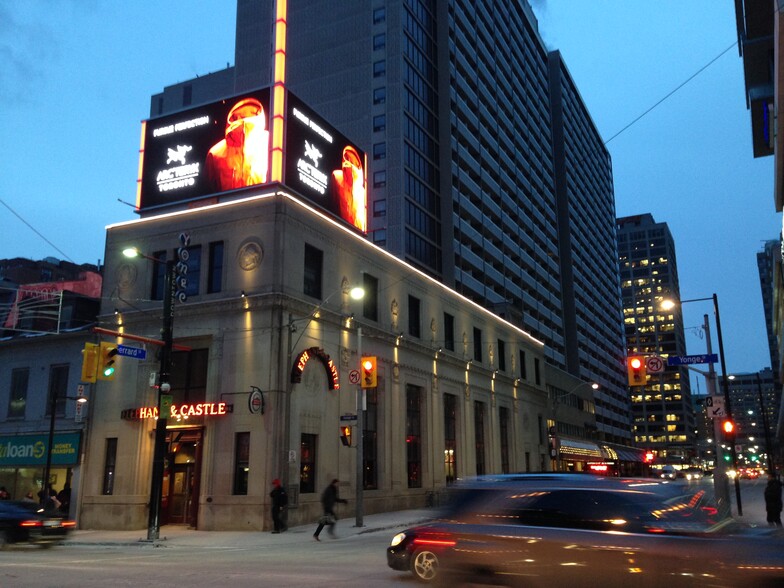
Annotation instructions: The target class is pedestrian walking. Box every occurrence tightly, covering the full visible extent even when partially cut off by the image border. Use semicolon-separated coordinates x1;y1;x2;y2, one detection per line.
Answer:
313;478;347;540
270;478;288;533
764;470;782;527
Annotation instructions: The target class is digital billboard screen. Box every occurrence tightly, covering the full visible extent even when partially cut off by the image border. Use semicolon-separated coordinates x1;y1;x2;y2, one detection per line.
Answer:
138;88;272;210
283;92;367;232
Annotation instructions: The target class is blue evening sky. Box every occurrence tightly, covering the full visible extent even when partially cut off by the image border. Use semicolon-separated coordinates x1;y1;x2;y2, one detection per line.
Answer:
0;2;779;381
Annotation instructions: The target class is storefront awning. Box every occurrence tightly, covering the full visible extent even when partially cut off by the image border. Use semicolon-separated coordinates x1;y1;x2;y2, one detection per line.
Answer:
600;444;646;462
558;439;603;458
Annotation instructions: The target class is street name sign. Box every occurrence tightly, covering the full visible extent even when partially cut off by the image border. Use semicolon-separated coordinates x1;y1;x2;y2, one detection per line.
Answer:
667;354;718;366
117;344;147;360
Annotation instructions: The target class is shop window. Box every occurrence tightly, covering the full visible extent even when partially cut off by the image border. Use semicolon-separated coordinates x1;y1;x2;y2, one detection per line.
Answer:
8;368;29;418
304;244;323;299
300;433;317;494
102;438;117;495
406;385;422;488
207;241;224;294
233;432;250;495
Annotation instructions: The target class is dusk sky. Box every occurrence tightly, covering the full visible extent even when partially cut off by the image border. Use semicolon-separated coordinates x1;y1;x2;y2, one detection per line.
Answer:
1;2;779;384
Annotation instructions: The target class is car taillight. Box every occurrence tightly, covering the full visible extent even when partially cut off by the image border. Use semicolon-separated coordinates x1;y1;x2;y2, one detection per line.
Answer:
61;520;77;528
20;520;43;528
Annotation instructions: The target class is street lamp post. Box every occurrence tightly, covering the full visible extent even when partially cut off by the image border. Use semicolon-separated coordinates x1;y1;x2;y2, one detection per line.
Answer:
662;293;742;516
355;326;364;528
42;391;87;505
123;247;175;541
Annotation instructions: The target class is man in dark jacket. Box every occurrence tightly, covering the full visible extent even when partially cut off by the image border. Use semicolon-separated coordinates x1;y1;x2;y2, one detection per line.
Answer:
313;479;347;540
764;471;782;526
270;478;288;533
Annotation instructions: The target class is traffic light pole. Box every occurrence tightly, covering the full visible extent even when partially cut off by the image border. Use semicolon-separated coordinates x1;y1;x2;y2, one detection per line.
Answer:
355;326;364;528
147;259;174;541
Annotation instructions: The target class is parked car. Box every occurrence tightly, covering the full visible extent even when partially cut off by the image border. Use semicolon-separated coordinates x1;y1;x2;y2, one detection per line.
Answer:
0;501;75;549
387;474;784;586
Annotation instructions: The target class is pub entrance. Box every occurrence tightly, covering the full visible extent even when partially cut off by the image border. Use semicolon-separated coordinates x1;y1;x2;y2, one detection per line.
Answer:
161;427;203;527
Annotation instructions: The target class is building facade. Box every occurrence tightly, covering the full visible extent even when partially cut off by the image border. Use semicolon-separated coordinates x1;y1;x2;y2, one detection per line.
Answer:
150;0;630;444
726;369;780;471
616;214;695;461
78;191;552;531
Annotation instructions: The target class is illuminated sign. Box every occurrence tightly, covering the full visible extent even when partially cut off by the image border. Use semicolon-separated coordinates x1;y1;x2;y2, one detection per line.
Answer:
291;346;340;390
137;88;368;234
0;433;81;466
121;402;229;421
138;89;272;210
284;92;367;232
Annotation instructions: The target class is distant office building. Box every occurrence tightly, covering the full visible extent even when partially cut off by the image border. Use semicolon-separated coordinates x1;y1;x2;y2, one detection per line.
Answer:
726;369;779;470
149;0;630;444
616;214;695;461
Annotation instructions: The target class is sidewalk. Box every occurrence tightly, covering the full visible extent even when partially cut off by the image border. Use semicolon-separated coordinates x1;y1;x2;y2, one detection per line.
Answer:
65;508;435;549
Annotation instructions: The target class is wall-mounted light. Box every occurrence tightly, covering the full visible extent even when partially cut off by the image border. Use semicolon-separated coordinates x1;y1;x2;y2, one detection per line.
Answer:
241;290;246;298
114;308;119;315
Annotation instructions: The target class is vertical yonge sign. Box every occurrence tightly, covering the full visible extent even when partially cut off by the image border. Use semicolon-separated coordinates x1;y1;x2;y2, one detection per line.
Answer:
137;88;367;233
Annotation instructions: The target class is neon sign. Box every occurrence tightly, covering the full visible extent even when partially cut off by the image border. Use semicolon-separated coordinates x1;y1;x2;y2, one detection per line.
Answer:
291;346;340;390
121;402;229;421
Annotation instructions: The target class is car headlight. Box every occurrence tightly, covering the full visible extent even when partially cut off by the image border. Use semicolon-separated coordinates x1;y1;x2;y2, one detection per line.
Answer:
390;532;407;547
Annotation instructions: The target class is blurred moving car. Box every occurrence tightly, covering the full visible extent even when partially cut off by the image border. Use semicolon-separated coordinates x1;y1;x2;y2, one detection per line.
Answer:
0;501;75;549
387;474;784;586
684;467;704;481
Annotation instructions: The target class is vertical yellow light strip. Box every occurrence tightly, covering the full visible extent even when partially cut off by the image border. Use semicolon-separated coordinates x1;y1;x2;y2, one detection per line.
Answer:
270;0;287;183
136;121;147;209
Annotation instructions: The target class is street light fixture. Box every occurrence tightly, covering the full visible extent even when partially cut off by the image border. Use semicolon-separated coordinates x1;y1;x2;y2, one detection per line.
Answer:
123;246;175;540
661;293;742;516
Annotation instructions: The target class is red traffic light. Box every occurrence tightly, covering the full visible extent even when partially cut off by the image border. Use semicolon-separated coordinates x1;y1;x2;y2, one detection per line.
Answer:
630;357;642;369
722;420;735;435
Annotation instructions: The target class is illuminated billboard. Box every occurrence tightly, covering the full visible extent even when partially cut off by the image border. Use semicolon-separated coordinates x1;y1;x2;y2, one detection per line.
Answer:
284;92;367;232
137;88;367;233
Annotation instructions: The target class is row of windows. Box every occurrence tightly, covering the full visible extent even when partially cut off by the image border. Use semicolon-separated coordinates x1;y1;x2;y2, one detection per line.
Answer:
151;241;224;300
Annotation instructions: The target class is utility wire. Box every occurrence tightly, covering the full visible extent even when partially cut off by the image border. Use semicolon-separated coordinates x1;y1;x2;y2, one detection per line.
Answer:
0;198;75;263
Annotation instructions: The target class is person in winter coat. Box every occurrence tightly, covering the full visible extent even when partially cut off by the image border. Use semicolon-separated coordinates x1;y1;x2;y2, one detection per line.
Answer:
270;478;288;533
313;479;347;540
764;470;783;527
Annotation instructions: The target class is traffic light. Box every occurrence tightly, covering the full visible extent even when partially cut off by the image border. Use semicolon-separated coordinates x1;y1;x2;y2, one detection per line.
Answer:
361;356;377;388
81;342;99;383
340;425;352;447
626;356;647;386
722;419;736;443
98;341;119;380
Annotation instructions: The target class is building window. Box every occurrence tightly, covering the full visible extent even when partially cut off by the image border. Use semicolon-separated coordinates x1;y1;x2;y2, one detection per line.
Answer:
497;339;506;371
183;245;202;296
102;438;117;495
233;432;250;495
373;199;387;217
8;368;29;418
364;389;378;490
473;327;482;362
207;241;224;294
362;273;378;322
373;60;386;77
408;295;421;338
373;170;387;187
300;433;317;494
373;87;386;104
444;313;455;351
534;358;541;385
372;229;387;245
373;33;386;50
444;394;457;484
47;364;68;417
474;401;486;476
373;7;386;24
151;250;167;301
373;142;386;160
373;114;386;132
519;350;527;380
499;406;510;474
304;244;323;299
406;385;422;488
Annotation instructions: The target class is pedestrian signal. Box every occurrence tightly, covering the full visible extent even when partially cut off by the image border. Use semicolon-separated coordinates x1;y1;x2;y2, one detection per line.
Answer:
626;356;646;386
98;341;119;380
340;425;352;447
361;356;377;388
